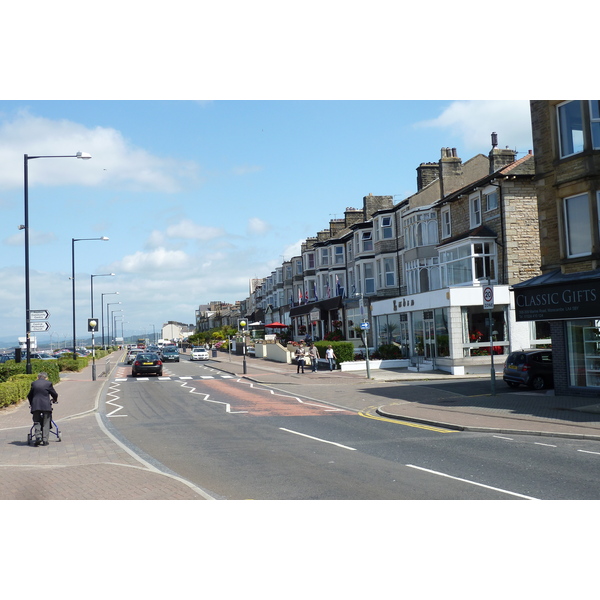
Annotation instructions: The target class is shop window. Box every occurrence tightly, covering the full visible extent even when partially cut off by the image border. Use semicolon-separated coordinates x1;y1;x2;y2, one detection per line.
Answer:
462;306;507;356
567;319;600;387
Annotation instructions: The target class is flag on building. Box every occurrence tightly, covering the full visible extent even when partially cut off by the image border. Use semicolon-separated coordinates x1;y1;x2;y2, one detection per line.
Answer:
313;282;318;302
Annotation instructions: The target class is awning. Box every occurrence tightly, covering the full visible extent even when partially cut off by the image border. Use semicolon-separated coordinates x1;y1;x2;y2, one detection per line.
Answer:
512;268;600;321
290;296;342;317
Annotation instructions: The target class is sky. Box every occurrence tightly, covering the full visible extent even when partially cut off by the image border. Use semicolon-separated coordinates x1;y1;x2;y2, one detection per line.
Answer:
0;99;535;346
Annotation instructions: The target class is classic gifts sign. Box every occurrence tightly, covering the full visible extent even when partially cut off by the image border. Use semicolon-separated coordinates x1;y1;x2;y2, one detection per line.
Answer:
514;279;600;321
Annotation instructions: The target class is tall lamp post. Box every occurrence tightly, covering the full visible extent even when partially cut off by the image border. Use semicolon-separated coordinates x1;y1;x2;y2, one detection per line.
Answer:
106;302;121;345
71;236;109;360
90;273;114;380
23;151;91;374
101;292;119;349
111;309;123;345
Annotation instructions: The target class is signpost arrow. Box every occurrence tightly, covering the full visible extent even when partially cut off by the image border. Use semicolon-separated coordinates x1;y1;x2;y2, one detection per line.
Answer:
30;309;50;320
30;321;51;332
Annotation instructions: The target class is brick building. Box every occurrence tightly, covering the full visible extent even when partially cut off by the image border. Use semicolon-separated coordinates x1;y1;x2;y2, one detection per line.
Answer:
513;101;600;395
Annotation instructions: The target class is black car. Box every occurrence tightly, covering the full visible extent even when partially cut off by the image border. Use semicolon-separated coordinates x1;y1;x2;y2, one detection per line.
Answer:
503;349;553;390
161;346;180;362
131;353;163;377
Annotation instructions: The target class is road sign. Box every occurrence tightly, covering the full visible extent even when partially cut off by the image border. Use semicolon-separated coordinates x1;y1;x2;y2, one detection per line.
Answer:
360;322;370;330
30;309;50;320
483;285;494;310
30;321;50;332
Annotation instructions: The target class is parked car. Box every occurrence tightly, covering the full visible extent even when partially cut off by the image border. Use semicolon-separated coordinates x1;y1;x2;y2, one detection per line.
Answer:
126;348;144;364
131;352;163;377
503;349;553;390
0;355;13;363
190;346;209;361
161;346;180;362
30;353;57;360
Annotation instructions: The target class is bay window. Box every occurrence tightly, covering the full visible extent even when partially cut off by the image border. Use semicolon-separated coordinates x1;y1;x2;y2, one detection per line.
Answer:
440;240;497;287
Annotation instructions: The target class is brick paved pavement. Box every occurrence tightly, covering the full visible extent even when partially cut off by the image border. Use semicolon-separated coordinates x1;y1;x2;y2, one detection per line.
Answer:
0;352;207;500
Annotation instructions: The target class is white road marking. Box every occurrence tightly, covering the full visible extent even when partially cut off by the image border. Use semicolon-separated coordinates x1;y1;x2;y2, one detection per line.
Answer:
493;435;514;441
106;382;127;417
577;449;600;455
535;442;557;447
406;464;539;500
279;428;356;451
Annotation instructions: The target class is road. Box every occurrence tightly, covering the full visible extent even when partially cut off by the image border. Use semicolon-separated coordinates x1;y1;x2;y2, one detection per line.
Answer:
99;354;600;500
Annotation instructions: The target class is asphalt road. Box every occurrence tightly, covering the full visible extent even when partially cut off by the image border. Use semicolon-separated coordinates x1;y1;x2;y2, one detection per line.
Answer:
100;356;600;500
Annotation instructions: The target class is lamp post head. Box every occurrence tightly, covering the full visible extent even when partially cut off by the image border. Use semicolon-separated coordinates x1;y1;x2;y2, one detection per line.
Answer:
76;152;92;160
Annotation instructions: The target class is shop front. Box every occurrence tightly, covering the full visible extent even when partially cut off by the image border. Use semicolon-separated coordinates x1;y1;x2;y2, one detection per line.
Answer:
372;285;529;375
513;269;600;395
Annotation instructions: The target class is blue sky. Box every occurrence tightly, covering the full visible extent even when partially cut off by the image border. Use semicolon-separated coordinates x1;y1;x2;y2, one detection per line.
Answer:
0;99;534;345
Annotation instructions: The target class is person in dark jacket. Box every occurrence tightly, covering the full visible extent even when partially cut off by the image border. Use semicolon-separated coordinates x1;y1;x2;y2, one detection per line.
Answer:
27;372;58;446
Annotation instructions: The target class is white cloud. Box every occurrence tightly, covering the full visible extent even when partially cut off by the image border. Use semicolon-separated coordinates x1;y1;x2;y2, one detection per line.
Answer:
165;219;225;241
111;247;192;274
3;229;56;247
281;239;304;260
0;110;199;192
247;217;271;235
415;100;533;154
232;164;263;176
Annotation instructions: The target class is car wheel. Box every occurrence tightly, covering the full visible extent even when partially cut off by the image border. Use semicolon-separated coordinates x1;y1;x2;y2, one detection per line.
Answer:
530;375;545;390
506;381;520;388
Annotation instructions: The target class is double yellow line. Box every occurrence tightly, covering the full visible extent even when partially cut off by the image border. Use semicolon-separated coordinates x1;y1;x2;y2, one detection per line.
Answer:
358;408;458;433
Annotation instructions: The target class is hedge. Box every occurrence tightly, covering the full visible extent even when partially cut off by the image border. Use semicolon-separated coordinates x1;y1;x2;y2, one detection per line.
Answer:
0;350;113;409
313;341;354;367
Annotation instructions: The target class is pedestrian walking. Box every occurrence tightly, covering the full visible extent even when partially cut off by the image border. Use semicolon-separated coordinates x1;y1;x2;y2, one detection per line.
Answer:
295;343;306;374
27;372;58;446
325;345;337;371
308;343;320;372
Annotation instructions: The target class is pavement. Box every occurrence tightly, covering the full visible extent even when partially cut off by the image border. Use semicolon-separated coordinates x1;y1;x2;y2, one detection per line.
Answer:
1;349;599;500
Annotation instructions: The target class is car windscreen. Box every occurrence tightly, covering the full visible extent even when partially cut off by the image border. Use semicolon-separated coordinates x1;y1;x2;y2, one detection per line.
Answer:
136;354;159;361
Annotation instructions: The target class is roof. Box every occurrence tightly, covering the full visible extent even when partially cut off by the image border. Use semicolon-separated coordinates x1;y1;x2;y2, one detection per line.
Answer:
438;153;535;206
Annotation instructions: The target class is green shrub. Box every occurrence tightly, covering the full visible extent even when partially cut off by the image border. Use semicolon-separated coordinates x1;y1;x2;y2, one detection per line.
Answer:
57;356;88;372
376;344;403;360
314;341;354;367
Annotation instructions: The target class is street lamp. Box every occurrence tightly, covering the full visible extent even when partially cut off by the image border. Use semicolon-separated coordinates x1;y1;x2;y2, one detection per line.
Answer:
150;324;156;344
101;292;119;349
23;151;91;374
90;273;114;380
107;302;121;345
111;309;123;345
71;236;109;360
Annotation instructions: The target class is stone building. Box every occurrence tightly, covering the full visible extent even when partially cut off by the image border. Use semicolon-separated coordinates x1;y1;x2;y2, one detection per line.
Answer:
371;141;541;373
513;100;600;395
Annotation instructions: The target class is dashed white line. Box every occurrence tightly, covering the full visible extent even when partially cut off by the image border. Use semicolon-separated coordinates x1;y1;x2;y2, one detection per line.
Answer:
535;442;557;447
577;449;600;455
406;464;539;500
279;428;356;451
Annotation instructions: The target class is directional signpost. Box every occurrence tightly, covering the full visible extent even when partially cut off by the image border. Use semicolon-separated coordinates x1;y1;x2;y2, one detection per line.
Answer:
30;310;50;320
29;309;50;333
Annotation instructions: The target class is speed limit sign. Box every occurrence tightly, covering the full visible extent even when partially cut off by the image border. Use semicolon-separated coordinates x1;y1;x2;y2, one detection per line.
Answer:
483;285;494;310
